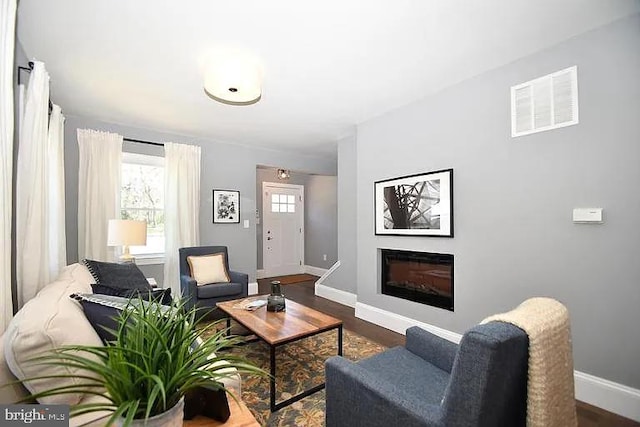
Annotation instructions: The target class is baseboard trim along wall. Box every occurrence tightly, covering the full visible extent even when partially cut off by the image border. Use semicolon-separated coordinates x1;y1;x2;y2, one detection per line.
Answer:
574;371;640;422
309;261;340;285
304;265;329;278
315;283;357;308
258;266;329;279
355;302;462;343
353;302;640;422
248;282;258;295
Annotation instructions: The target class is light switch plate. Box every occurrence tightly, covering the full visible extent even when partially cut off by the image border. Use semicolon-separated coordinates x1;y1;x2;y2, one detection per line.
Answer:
573;208;603;223
243;219;250;228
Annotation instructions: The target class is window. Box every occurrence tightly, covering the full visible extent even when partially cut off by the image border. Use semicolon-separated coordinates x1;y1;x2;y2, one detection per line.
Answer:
271;194;295;213
121;152;164;257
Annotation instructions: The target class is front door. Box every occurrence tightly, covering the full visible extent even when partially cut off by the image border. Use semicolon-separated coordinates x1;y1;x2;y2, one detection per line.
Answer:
262;182;304;277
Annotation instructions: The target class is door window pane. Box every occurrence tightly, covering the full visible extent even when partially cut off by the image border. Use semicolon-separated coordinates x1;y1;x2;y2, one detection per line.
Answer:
270;192;297;214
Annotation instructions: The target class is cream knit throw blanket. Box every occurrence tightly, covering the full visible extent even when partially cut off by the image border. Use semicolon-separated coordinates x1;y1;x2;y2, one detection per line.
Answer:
482;297;578;427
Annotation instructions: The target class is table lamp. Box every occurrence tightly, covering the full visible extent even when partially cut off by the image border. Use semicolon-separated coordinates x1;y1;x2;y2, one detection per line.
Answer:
107;219;147;263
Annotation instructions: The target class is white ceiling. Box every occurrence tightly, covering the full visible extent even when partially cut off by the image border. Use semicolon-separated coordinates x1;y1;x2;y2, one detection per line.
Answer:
17;0;640;157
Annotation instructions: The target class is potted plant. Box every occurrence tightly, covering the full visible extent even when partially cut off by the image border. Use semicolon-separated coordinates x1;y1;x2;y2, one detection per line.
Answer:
23;297;265;426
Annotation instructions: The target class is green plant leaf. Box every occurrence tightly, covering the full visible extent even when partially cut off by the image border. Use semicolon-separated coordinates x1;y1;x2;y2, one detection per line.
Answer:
19;296;267;426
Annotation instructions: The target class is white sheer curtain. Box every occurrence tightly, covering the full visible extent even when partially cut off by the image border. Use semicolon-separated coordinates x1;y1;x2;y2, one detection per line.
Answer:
16;61;56;307
164;142;201;299
77;129;122;261
0;0;17;331
47;105;67;274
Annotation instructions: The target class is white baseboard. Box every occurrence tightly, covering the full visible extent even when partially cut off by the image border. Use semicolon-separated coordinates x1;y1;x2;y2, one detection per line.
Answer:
304;265;328;277
354;302;640;421
248;282;258;295
259;267;324;279
259;265;334;280
315;283;357;308
574;371;640;421
313;261;341;286
355;302;462;343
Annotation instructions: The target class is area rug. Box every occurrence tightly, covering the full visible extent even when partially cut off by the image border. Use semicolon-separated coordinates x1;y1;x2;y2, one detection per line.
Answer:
201;324;386;426
263;274;318;285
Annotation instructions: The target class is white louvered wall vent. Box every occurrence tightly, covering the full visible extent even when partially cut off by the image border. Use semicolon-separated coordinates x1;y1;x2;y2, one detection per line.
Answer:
511;66;579;138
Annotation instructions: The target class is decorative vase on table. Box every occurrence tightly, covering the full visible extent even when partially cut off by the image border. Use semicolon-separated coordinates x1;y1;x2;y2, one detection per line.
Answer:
267;280;286;312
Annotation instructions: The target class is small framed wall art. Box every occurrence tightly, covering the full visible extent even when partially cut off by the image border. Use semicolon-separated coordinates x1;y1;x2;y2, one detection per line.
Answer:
213;189;240;223
374;169;453;237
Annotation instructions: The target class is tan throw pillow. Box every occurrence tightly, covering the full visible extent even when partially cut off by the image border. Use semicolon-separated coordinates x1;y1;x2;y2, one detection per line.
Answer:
187;253;231;285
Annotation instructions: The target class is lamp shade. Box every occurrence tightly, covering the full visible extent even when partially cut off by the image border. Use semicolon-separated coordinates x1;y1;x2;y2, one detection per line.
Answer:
107;219;147;247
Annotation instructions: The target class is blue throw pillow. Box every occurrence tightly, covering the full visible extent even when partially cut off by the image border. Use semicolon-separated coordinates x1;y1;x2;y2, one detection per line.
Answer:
72;293;173;344
70;293;130;343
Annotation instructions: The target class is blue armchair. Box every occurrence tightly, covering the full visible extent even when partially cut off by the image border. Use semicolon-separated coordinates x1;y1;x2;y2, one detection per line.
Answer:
325;322;528;427
179;246;248;314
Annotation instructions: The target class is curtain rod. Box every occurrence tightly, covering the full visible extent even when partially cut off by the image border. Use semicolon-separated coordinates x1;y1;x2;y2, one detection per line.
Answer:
17;60;35;85
124;137;165;147
17;66;31;85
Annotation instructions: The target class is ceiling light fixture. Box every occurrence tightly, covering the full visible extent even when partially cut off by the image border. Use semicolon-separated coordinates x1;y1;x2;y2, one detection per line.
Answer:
203;54;262;106
277;169;290;180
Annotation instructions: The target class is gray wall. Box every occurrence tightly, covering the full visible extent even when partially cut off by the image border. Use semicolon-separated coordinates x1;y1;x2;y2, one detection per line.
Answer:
255;167;338;270
63;115;336;285
355;14;640;388
304;174;337;269
323;134;357;293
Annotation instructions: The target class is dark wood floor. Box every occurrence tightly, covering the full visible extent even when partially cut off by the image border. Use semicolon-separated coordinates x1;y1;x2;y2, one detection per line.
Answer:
257;277;639;427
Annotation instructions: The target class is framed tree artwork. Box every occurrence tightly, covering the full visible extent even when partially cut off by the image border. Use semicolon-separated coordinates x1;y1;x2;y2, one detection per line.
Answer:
374;169;453;237
213;189;240;223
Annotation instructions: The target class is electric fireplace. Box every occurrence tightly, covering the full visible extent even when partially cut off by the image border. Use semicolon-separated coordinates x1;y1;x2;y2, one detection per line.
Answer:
381;249;454;311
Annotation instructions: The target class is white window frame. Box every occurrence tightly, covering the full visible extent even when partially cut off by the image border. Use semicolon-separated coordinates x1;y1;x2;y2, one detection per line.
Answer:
121;152;165;265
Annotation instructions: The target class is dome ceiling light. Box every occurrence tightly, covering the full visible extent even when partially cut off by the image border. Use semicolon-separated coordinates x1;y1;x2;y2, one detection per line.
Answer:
203;53;262;106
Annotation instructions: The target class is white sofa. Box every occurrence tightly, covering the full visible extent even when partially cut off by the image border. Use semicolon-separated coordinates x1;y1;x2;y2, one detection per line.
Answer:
0;263;241;426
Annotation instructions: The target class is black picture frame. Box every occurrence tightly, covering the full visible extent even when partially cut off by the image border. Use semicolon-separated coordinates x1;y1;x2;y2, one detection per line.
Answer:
213;189;240;224
374;169;453;237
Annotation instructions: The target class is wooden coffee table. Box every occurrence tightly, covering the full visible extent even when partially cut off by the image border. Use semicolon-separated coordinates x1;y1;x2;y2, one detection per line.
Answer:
217;297;343;412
